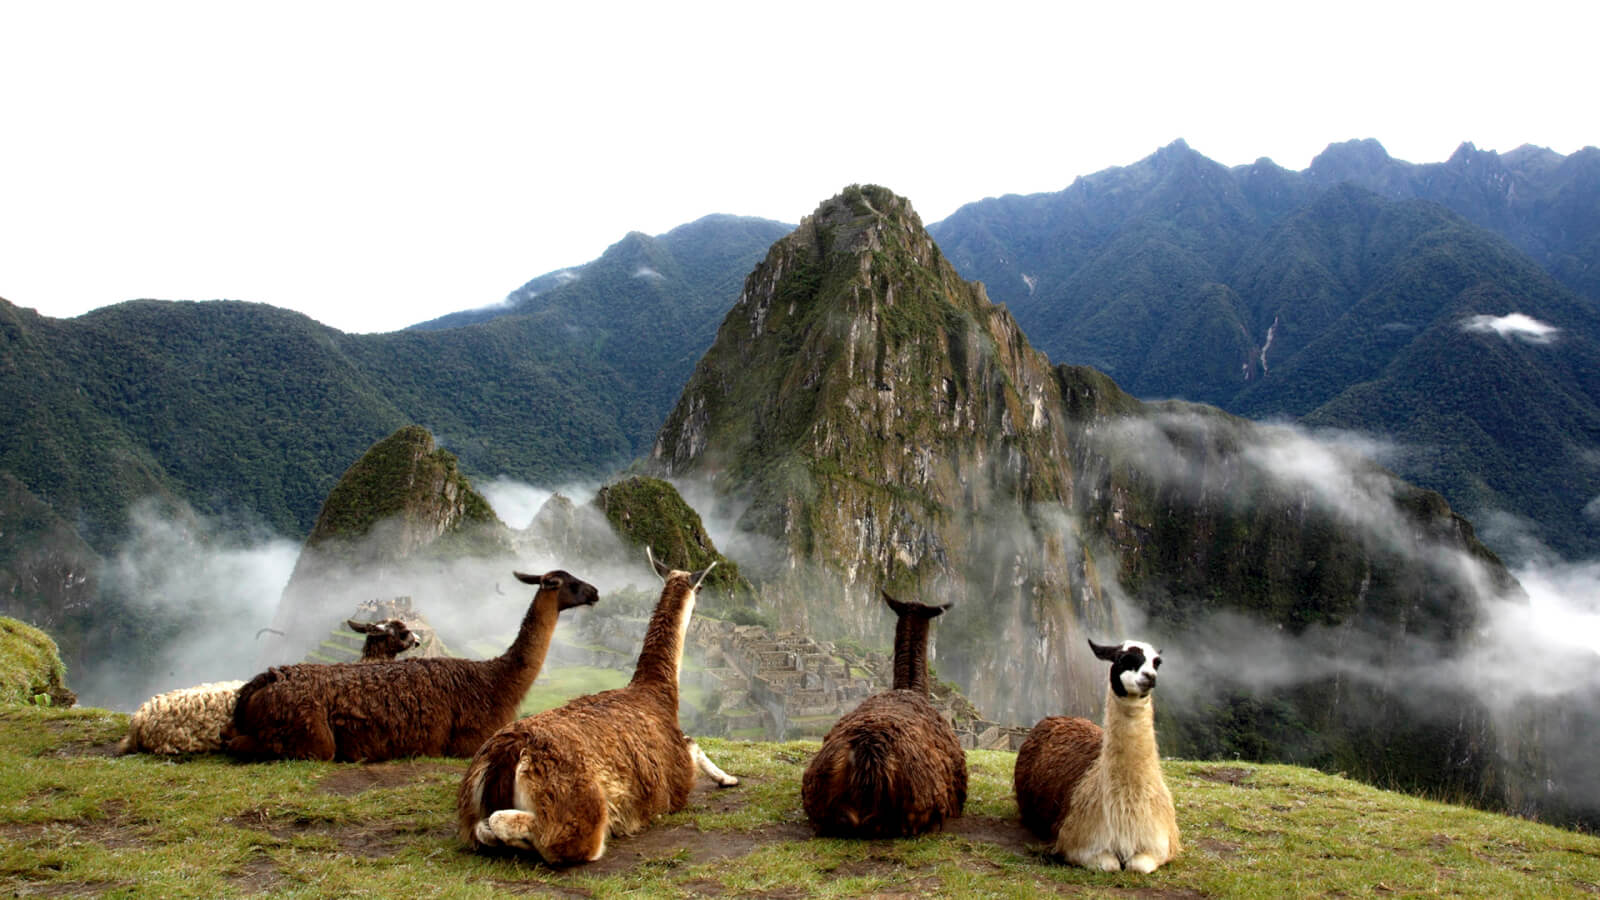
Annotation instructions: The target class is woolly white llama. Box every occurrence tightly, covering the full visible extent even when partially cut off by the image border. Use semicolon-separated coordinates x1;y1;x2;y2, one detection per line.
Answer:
1013;639;1180;872
457;550;737;865
117;618;418;755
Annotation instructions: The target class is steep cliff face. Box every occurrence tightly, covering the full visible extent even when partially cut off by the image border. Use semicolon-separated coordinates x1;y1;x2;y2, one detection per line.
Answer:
258;425;512;665
650;186;1527;811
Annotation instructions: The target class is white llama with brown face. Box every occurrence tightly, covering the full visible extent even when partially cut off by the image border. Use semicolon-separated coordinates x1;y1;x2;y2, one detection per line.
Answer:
1014;639;1180;872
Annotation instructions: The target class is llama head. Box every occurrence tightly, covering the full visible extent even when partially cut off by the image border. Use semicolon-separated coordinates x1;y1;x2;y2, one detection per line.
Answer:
647;546;717;591
1089;639;1162;699
880;591;953;620
512;570;601;610
347;618;420;650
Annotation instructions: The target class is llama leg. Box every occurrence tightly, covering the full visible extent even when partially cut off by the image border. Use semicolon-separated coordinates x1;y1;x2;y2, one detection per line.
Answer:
480;810;542;852
688;739;738;787
1126;852;1161;874
1064;846;1123;872
303;714;338;761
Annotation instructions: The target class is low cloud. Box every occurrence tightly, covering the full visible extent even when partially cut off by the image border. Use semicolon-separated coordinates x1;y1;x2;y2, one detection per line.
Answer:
1461;312;1559;344
633;266;665;281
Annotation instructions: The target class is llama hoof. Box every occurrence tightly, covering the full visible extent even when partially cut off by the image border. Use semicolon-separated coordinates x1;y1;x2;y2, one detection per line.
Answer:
472;819;501;847
1083;851;1122;871
485;810;541;851
714;773;739;787
1126;853;1161;874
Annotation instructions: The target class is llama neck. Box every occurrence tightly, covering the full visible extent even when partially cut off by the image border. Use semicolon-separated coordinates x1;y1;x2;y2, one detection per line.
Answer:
1101;687;1161;784
892;612;934;694
629;579;694;692
498;594;561;689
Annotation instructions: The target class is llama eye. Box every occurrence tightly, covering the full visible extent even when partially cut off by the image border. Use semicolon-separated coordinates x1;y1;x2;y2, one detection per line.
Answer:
1152;658;1162;669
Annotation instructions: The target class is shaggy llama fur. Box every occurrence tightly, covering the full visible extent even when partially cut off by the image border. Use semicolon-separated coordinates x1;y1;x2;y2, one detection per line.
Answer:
800;592;967;837
118;618;418;755
457;551;736;865
1014;639;1180;872
223;570;597;761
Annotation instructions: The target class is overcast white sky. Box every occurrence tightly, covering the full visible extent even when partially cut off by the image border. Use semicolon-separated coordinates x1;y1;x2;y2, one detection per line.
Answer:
2;1;1596;334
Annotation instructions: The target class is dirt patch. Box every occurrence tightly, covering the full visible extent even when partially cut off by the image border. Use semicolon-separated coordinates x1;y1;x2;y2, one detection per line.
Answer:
0;811;149;852
42;739;122;760
316;760;463;796
226;806;454;859
1191;767;1254;787
224;852;284;896
1195;837;1243;857
0;877;135;897
483;820;819;879
941;814;1038;855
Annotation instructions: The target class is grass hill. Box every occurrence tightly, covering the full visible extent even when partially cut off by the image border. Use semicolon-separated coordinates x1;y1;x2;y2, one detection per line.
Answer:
4;704;1598;898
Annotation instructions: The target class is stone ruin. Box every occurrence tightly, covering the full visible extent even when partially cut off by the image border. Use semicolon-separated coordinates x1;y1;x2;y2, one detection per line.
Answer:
679;617;1021;750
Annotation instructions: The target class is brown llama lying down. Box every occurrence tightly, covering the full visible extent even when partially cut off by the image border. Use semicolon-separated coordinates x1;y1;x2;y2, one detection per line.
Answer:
1014;639;1180;872
801;592;967;837
347;617;421;661
117;618;418;756
458;550;737;865
223;570;598;762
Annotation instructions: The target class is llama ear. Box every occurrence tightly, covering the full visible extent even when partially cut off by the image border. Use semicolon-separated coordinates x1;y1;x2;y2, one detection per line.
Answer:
689;560;718;590
347;620;375;634
1088;639;1120;661
648;546;673;581
513;571;543;585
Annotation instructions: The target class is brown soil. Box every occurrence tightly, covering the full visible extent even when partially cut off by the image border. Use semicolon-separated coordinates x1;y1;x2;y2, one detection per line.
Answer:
1190;766;1255;787
315;759;463;795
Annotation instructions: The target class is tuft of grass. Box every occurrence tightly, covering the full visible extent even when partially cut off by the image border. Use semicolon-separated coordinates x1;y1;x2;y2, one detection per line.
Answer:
3;706;1600;898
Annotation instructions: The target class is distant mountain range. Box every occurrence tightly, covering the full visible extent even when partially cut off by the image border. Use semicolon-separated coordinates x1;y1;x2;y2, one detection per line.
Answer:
929;139;1600;558
3;137;1598;685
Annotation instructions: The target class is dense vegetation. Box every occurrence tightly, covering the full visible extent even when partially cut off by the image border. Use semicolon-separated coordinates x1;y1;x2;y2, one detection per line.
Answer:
931;140;1600;558
0;617;74;707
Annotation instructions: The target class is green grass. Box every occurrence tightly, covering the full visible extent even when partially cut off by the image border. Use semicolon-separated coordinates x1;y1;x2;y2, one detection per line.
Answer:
3;705;1599;898
515;665;630;717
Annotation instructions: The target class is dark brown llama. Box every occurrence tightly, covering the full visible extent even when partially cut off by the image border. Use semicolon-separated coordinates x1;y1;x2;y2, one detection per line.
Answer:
457;550;736;865
800;592;967;837
118;617;421;756
347;618;421;661
223;570;598;762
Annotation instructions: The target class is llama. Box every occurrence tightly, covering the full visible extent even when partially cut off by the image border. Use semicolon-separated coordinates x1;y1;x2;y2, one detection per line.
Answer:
223;570;598;762
346;617;421;661
457;550;737;865
800;592;967;837
117;680;248;755
116;617;418;755
1013;639;1180;873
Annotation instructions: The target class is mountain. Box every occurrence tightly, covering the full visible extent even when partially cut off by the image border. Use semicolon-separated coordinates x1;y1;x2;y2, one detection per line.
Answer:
0;215;786;550
929;140;1600;558
410;214;793;426
647;185;1534;813
256;425;513;668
